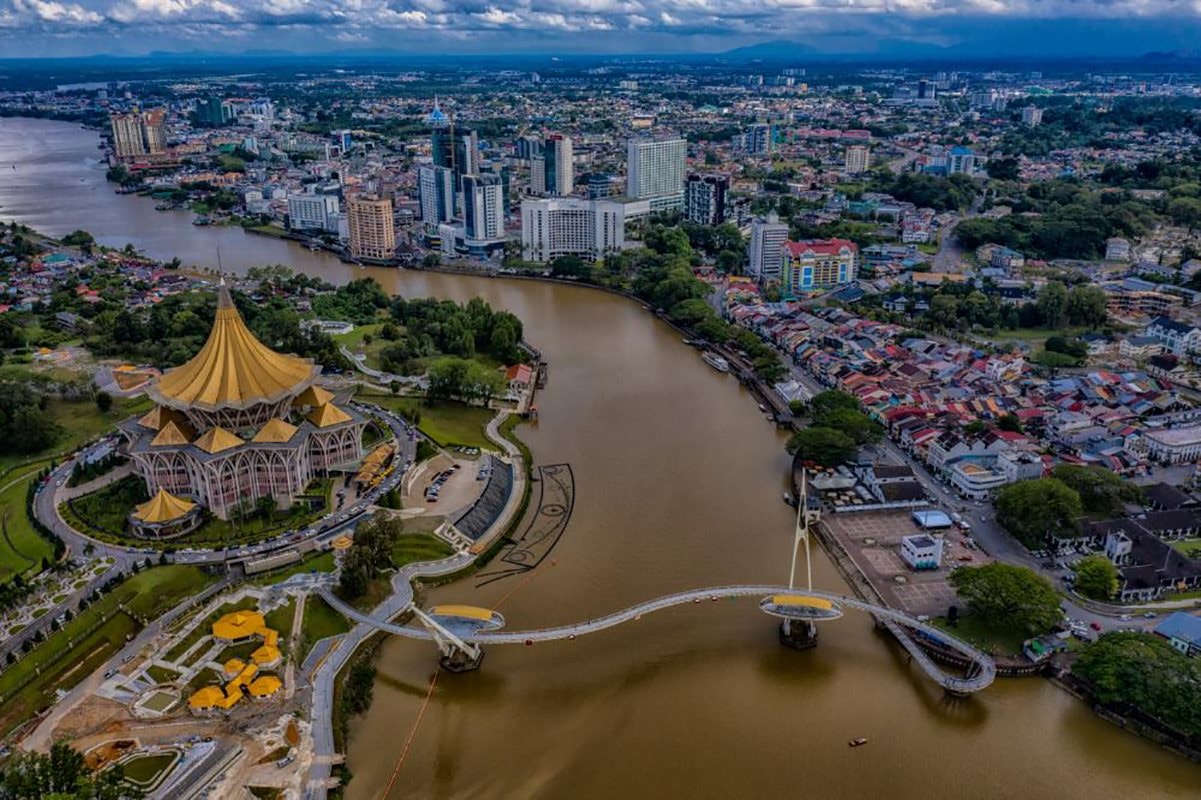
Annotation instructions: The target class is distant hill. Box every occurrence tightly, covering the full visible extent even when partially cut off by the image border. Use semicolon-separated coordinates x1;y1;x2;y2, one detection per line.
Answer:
722;40;818;60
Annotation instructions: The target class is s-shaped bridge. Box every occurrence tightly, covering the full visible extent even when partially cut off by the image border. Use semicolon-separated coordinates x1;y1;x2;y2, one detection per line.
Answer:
317;585;996;695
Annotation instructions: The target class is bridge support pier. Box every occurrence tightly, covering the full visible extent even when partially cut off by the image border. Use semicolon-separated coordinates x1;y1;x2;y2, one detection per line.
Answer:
440;647;484;673
778;619;818;650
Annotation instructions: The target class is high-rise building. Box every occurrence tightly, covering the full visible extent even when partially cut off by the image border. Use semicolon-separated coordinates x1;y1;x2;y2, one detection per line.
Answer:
845;145;871;175
516;135;543;160
740;124;774;155
287;193;340;232
194;98;234;126
544;134;573;196
917;79;935;100
748;213;789;283
346;195;396;262
627;137;687;211
432;126;479;188
530;155;547;195
684;174;729;226
587;173;616;199
418;165;456;229
948;146;976;175
110;109;167;161
520;197;626;262
1021;106;1044;126
781;239;858;294
463;174;505;242
333;130;353;152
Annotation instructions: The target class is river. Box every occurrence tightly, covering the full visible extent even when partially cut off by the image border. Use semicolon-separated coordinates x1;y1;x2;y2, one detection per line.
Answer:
2;117;1198;799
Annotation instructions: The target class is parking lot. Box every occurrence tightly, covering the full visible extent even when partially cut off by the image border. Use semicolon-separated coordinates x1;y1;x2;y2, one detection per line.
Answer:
822;511;992;617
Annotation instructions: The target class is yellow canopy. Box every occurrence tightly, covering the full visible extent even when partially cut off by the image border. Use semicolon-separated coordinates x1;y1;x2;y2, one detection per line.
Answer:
152;283;319;410
247;675;282;698
429;605;498;623
307;403;352;428
293;384;334;407
252;418;299;444
193;426;243;454
212;610;266;641
151;421;191;448
133;488;196;524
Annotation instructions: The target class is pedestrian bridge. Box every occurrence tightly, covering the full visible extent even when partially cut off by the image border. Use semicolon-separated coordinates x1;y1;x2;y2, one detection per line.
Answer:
317;585;996;695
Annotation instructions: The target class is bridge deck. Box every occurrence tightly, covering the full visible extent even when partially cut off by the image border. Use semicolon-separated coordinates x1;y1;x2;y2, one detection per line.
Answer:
317;584;996;694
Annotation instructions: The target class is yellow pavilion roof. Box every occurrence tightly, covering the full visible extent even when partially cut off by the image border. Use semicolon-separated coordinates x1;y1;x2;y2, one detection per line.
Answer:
188;686;229;710
307;403;352;428
133;488;196;524
151;282;319;411
150;420;191;447
252;418;299;444
193;426;243;454
248;675;282;698
224;658;246;677
251;643;281;666
429;605;498;623
293;384;334;407
212;610;266;641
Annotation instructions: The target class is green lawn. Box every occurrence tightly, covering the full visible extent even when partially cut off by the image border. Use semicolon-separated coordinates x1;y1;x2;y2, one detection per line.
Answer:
0;565;209;737
333;323;390;370
1170;538;1201;559
931;614;1030;658
119;752;177;787
250;550;336;586
264;599;296;657
145;664;179;684
981;325;1093;349
357;392;495;450
393;534;454;568
299;596;350;662
0;463;54;583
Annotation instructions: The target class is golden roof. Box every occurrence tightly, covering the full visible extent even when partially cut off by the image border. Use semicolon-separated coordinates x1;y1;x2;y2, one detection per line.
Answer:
252;418;299;444
150;420;191;447
193;426;243;454
152;283;319;411
224;658;246;676
251;643;281;666
307;403;352;428
247;675;282;698
293;384;334;407
212;610;266;641
188;686;232;710
133;488;196;524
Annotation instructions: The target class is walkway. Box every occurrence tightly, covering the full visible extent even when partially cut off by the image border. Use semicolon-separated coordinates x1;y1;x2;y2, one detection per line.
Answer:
315;583;996;696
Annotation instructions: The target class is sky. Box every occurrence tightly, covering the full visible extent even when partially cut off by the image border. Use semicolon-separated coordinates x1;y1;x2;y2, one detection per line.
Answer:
2;1;1201;59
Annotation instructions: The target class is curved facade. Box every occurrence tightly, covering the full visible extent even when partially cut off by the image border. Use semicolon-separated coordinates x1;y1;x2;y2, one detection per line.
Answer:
120;284;365;526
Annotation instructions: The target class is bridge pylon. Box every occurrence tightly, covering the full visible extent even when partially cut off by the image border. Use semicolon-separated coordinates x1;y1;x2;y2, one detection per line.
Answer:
412;608;484;673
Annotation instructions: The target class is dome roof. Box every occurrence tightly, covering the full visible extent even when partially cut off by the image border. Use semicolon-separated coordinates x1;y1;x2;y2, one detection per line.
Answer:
151;282;319;411
133;488;196;524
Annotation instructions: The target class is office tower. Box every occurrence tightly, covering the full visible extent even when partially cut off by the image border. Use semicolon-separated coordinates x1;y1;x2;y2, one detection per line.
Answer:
530;156;547;195
333;130;352;152
287;193;340;231
845;145;871;175
516;135;543;160
627;137;687;211
781;239;858;294
917;79;935;100
346;195;396;261
520;198;626;262
194;98;234;126
463;174;505;242
1021;106;1044;126
431;126;479;186
740;123;773;155
748;213;789;283
684;174;729;226
587;173;616;199
418;164;456;228
110;109;166;160
544;134;573;196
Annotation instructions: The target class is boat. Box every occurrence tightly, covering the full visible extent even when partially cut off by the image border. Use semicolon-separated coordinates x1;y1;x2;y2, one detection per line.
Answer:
308;244;322;252
849;738;868;748
192;216;212;226
701;352;730;373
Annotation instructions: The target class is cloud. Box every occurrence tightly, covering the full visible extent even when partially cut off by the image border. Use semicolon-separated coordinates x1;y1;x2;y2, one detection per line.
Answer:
2;0;1201;54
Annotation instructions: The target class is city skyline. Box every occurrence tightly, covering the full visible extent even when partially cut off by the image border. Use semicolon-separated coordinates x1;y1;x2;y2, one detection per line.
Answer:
4;2;1201;59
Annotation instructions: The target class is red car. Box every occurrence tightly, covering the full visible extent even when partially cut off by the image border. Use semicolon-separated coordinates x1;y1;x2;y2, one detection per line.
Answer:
1089;622;1102;631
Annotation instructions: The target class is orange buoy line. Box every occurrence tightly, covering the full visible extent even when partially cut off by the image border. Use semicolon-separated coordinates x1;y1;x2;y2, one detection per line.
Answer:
382;666;441;799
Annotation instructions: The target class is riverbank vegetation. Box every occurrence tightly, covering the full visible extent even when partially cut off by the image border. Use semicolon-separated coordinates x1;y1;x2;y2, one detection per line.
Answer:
1073;631;1201;741
786;390;882;466
948;563;1062;637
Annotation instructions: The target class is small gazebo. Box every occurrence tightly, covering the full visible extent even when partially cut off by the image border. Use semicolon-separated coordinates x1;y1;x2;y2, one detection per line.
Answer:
129;488;202;538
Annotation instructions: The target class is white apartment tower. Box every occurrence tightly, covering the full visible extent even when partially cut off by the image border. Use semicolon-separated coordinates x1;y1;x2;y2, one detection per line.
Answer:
521;198;625;263
749;213;789;283
627;137;687;211
464;173;506;242
845;145;871;175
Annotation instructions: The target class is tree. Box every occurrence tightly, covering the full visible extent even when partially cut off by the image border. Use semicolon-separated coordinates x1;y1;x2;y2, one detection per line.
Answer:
819;408;882;446
1074;632;1201;738
997;413;1023;433
1074;555;1120;601
1051;464;1140;517
786;427;857;466
986;157;1020;181
94;391;113;413
550;254;587;277
808;390;860;421
994;478;1083;547
0;739;139;799
1066;285;1108;329
1036;282;1070;329
949;563;1062;635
